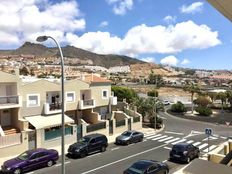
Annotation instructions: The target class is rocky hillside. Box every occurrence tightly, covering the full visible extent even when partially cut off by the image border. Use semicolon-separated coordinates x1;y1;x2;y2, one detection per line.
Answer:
0;42;144;68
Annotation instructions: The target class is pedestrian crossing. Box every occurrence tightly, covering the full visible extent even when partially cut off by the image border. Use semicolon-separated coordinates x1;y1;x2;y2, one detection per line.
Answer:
144;132;218;153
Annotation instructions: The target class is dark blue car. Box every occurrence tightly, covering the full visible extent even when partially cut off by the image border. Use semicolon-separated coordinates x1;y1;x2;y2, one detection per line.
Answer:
1;148;59;174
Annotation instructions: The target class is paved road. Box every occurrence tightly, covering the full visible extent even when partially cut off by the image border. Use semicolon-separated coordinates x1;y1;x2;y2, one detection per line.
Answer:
24;111;231;174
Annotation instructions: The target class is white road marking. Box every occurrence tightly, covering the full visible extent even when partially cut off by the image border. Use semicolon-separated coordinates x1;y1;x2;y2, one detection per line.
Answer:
186;140;194;144
172;139;186;145
192;142;201;146
220;136;227;139
111;147;120;151
202;136;218;141
159;116;167;120
87;153;101;158
158;136;173;142
203;145;217;153
55;164;61;167
165;131;184;135
162;160;168;163
81;144;167;174
198;143;208;150
151;135;168;141
163;146;172;150
165;137;180;144
145;134;162;139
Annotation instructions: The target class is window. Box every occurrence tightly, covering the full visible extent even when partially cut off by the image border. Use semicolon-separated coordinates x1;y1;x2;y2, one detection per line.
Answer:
66;92;75;102
27;94;40;107
102;90;108;99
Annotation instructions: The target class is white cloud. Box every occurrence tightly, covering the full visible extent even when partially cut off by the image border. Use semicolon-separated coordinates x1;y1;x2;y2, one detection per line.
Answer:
67;20;221;56
160;55;178;66
181;59;190;65
106;0;134;15
0;0;85;46
163;15;176;23
180;2;204;14
140;57;156;63
100;21;109;27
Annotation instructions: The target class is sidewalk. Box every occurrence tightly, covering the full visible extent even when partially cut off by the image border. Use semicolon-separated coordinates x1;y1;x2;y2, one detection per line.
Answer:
0;127;161;167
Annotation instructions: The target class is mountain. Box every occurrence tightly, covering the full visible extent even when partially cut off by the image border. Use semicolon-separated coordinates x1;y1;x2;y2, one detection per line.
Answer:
0;42;144;68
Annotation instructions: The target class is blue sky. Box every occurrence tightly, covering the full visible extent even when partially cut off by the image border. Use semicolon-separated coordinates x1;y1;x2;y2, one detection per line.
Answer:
1;0;232;70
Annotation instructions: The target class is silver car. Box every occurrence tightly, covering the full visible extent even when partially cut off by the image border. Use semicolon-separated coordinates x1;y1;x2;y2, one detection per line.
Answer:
115;130;144;145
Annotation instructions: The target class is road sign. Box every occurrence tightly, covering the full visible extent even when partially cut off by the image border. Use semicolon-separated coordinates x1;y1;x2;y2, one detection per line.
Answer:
226;122;230;126
205;128;212;136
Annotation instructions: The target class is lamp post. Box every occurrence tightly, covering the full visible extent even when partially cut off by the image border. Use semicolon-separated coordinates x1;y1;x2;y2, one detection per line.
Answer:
36;36;65;174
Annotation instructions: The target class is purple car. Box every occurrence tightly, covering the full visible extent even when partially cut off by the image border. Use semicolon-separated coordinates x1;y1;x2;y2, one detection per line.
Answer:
1;148;59;174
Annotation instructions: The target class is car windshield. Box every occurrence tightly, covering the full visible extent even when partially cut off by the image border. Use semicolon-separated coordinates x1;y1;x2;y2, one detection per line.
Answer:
79;136;91;143
122;131;132;136
172;145;187;151
128;167;144;174
17;151;30;160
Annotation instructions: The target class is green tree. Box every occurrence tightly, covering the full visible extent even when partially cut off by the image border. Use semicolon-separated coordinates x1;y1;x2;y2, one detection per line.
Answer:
147;89;158;97
171;101;187;113
20;66;30;76
184;83;200;113
194;96;211;107
111;86;137;103
148;72;163;86
226;91;232;110
217;92;227;112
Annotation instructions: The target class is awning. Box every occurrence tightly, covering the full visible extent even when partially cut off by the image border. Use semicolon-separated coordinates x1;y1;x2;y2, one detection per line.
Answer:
25;114;74;129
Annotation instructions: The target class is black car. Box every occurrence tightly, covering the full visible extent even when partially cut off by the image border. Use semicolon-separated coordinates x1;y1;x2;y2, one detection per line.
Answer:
169;143;200;163
67;133;108;158
115;130;144;145
123;160;169;174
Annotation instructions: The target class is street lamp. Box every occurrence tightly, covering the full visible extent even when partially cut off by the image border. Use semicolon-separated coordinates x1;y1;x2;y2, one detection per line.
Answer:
36;36;65;174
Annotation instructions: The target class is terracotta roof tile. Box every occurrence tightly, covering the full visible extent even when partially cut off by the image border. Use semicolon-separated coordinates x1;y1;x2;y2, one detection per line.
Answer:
84;74;111;83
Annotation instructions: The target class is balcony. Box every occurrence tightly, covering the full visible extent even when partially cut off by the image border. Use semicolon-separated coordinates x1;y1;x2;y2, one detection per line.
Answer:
0;95;22;109
43;103;62;115
78;99;95;110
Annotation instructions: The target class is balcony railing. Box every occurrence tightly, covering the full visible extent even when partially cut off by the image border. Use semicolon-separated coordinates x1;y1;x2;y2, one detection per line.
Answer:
0;133;22;148
79;99;95;110
44;103;62;115
0;95;21;109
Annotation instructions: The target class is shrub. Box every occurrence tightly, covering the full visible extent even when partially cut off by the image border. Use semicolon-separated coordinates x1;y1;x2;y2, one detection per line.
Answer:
147;90;159;97
195;106;212;116
171;101;187;113
149;116;163;129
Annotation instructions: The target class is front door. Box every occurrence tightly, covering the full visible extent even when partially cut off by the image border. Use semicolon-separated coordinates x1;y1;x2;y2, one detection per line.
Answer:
28;130;36;150
1;110;11;126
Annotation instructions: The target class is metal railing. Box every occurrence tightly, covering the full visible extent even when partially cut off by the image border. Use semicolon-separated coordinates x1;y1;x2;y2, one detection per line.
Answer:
87;122;106;133
0;96;19;104
0;133;22;148
83;99;94;106
116;119;126;127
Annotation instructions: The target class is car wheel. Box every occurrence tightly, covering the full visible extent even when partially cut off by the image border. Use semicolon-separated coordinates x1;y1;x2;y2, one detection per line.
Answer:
47;160;53;167
101;146;106;152
196;151;200;158
80;151;87;158
14;168;21;174
126;140;131;145
139;137;143;142
186;157;190;163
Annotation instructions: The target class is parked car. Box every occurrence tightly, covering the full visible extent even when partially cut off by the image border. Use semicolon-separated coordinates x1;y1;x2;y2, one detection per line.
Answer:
162;100;170;105
169;143;200;163
68;133;108;158
1;148;58;174
123;160;169;174
115;130;144;145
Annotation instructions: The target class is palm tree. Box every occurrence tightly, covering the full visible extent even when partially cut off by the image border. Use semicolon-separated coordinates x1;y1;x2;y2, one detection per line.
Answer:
217;92;227;112
184;83;200;113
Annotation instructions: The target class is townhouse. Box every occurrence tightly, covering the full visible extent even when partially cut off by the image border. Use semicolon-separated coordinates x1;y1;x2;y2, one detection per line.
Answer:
0;70;142;158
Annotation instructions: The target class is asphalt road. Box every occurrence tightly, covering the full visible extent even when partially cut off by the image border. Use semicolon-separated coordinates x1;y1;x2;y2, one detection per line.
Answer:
25;110;232;174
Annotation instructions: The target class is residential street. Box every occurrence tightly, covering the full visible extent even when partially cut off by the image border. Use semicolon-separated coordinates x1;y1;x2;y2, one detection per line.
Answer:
26;110;232;174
